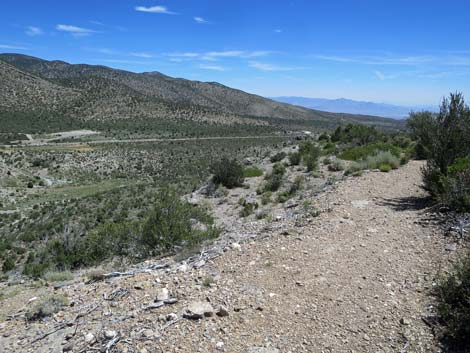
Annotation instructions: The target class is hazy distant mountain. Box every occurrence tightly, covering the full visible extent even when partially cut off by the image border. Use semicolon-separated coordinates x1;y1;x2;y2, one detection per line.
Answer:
271;96;438;119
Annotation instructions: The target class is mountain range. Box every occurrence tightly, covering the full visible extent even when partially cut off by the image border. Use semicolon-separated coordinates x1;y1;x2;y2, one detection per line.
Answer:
271;96;438;119
0;53;404;135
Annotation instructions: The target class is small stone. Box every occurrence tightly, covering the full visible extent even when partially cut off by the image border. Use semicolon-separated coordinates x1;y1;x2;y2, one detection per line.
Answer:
216;305;229;317
183;301;214;320
62;343;73;352
363;334;370;341
84;333;96;344
231;243;241;251
166;313;178;321
445;243;457;252
156;288;169;302
164;298;178;305
142;329;154;338
400;318;411;325
216;341;225;350
104;330;117;339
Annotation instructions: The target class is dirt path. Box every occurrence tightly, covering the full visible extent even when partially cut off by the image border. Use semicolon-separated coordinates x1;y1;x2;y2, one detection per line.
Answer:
0;161;455;353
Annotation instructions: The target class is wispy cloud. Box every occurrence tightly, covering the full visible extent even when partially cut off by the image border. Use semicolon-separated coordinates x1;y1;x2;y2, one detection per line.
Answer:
56;24;97;37
313;54;440;66
25;26;43;36
0;44;30;50
130;52;154;58
249;61;301;71
274;29;282;33
166;50;272;62
194;17;209;24
135;6;177;15
199;64;226;71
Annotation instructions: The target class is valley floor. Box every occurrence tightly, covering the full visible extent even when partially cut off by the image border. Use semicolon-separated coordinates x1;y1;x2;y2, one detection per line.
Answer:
0;161;459;353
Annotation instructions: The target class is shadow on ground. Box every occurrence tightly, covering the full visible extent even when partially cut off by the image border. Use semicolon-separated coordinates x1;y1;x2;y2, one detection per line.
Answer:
377;195;433;211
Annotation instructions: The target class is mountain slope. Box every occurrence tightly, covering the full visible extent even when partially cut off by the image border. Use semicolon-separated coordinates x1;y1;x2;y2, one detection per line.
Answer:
0;53;404;135
272;96;437;119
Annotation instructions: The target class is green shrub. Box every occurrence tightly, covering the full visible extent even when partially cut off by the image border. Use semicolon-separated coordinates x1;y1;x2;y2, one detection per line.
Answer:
264;163;285;192
288;152;301;166
436;252;470;350
299;140;321;172
379;164;392;172
365;151;400;170
338;143;401;161
328;159;345;172
240;201;258;217
210;158;244;188
331;123;382;146
408;93;470;208
270;151;287;163
261;191;272;205
243;167;263;178
43;270;74;282
345;161;366;175
2;257;15;272
438;158;470;211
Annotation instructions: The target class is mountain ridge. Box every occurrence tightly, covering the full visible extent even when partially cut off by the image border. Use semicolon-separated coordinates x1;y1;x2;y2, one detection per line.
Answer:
0;53;404;134
271;96;438;119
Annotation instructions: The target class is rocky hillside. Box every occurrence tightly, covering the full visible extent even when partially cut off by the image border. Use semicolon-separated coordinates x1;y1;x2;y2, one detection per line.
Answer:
0;53;403;133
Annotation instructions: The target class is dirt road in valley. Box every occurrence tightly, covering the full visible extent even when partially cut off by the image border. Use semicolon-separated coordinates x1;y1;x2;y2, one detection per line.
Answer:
0;161;457;353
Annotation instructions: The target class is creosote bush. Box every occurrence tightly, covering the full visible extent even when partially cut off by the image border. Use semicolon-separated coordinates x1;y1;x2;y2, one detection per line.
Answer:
210;157;244;188
264;163;286;192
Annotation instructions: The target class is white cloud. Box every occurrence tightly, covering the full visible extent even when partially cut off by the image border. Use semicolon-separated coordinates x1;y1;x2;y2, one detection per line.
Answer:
0;44;30;50
274;29;282;33
166;50;272;62
56;24;96;37
194;17;209;24
199;64;226;71
130;52;154;58
373;70;400;80
249;61;300;71
135;6;177;14
25;26;43;36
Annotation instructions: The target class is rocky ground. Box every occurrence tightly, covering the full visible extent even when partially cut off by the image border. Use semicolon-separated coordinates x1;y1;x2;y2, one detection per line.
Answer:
0;161;462;353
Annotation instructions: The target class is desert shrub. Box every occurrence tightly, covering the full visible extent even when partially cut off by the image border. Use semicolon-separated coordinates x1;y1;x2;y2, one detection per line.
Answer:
264;163;286;192
331;123;382;146
261;191;272;205
243;167;263;178
345;161;366;175
365;151;400;170
23;189;219;276
239;201;258;217
26;294;68;321
288;152;301;166
436;252;470;350
140;189;219;256
328;159;345;172
408;93;470;209
210;158;244;188
318;132;330;142
338;143;401;161
2;257;15;272
439;157;470;211
299;140;321;172
44;270;73;282
379;164;392;172
270;151;287;163
323;157;332;165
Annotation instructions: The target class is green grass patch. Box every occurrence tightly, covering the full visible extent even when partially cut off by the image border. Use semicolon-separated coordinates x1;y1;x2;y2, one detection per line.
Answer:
243;167;263;178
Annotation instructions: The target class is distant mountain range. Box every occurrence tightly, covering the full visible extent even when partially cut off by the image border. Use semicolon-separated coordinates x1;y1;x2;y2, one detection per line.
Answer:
271;96;438;119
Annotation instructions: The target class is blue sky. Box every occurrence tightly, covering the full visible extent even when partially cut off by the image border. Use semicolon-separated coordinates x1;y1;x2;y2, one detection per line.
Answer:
1;0;470;105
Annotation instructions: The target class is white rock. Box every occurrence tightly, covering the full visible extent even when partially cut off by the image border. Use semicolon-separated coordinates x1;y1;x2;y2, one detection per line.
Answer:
84;333;96;344
156;288;169;302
